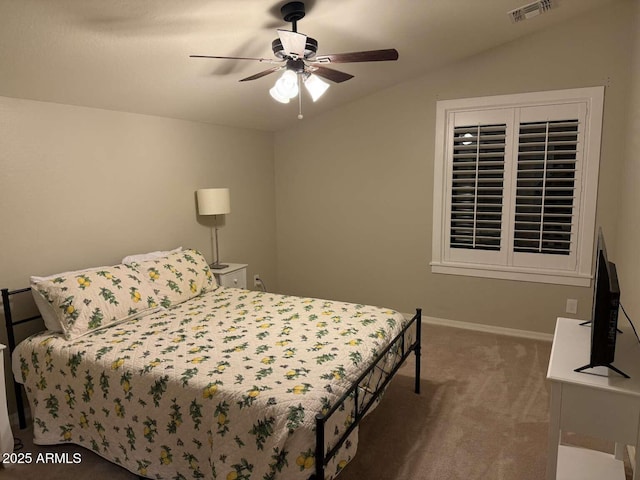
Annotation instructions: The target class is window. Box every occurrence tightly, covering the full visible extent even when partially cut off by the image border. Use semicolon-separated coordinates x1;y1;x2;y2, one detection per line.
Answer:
431;87;604;286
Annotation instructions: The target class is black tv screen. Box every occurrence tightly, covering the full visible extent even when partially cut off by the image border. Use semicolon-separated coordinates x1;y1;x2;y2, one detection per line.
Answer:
575;228;626;377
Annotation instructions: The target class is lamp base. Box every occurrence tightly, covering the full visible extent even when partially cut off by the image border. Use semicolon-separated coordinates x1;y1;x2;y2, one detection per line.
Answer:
210;263;229;270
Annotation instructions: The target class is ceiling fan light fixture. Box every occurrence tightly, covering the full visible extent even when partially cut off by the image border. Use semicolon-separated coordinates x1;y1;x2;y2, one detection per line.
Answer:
304;74;330;102
270;70;299;103
190;2;399;118
269;86;291;103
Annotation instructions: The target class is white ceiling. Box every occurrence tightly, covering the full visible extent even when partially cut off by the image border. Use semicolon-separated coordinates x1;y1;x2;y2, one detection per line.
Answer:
0;0;615;131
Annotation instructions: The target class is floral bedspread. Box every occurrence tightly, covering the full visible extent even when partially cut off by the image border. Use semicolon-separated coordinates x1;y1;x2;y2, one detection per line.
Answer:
14;287;408;480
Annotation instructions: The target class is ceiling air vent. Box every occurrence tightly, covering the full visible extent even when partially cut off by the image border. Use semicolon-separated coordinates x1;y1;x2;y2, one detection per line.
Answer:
508;0;556;23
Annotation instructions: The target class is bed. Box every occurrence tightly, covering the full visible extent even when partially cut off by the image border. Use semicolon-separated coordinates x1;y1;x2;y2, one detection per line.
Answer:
2;249;421;480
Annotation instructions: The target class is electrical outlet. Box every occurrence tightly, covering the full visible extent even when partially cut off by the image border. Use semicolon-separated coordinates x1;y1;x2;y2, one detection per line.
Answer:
566;298;578;314
254;274;261;288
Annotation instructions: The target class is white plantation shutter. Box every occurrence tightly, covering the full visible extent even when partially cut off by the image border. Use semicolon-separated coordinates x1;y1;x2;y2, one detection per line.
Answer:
510;103;586;272
514;119;579;256
450;124;506;252
445;109;512;266
432;88;604;286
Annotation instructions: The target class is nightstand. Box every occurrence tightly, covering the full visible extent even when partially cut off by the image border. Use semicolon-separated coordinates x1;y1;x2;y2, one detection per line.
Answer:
213;263;248;289
0;344;13;457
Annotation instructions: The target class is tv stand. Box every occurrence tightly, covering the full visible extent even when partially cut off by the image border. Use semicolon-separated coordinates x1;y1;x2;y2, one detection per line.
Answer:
574;362;630;379
547;317;640;480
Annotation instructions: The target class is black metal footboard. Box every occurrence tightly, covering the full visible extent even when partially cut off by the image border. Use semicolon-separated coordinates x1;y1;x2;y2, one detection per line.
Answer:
2;287;41;430
310;308;422;480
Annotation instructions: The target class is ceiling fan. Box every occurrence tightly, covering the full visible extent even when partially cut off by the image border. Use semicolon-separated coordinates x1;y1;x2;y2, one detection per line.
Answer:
190;1;399;118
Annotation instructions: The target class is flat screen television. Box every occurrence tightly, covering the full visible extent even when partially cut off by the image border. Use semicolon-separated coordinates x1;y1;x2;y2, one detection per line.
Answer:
574;228;627;378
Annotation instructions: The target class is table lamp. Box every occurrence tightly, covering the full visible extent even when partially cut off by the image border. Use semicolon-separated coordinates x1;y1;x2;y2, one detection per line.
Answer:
196;188;230;269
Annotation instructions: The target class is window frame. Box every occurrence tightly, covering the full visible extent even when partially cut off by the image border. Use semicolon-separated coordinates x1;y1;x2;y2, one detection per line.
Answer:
431;87;604;287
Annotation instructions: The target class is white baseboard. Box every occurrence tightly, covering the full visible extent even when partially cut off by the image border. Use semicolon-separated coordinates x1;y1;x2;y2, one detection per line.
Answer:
403;313;553;342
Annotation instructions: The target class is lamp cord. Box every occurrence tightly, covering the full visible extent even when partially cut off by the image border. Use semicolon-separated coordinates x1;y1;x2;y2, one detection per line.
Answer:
13;436;23;452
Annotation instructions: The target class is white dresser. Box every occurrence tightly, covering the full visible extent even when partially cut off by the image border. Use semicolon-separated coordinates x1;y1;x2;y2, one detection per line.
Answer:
547;317;640;480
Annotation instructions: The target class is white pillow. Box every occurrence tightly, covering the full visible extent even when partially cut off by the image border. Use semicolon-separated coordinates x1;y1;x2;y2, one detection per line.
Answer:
31;263;160;340
122;247;182;265
31;288;63;332
131;249;216;307
31;266;103;332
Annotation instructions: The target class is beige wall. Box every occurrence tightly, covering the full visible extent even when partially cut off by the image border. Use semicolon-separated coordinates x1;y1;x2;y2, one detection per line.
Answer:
0;96;277;410
616;0;640;327
274;1;635;334
0;97;277;288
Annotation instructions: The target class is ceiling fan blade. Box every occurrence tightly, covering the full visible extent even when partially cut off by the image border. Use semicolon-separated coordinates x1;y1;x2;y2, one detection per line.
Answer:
312;48;399;64
277;29;307;58
307;65;354;84
239;66;285;82
190;55;282;65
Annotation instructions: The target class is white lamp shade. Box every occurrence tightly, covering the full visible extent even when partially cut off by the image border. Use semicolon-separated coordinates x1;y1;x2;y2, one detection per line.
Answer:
304;74;330;102
197;188;231;215
270;70;298;103
269;85;291;104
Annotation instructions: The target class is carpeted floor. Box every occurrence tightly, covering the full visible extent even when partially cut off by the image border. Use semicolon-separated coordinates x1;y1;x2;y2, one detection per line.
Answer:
341;324;550;479
0;323;633;480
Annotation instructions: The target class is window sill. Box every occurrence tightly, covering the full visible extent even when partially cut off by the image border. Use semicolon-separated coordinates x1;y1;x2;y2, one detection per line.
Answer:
430;261;591;287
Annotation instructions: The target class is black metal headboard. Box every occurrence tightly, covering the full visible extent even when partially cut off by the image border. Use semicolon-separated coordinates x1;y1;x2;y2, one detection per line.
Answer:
1;287;42;429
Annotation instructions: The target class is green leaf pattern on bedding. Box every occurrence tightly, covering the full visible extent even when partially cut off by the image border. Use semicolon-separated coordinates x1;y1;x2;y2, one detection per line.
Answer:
15;288;408;480
131;249;216;307
33;264;158;340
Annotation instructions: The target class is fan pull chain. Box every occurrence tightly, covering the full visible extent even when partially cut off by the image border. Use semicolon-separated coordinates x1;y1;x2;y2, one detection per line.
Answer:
297;74;303;120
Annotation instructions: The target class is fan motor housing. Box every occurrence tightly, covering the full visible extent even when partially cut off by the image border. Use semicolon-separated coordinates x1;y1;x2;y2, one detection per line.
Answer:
272;37;318;59
281;1;306;23
285;58;306;74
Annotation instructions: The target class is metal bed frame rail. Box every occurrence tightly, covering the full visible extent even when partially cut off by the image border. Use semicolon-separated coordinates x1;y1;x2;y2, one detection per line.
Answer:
1;287;37;430
2;287;421;480
310;308;422;480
